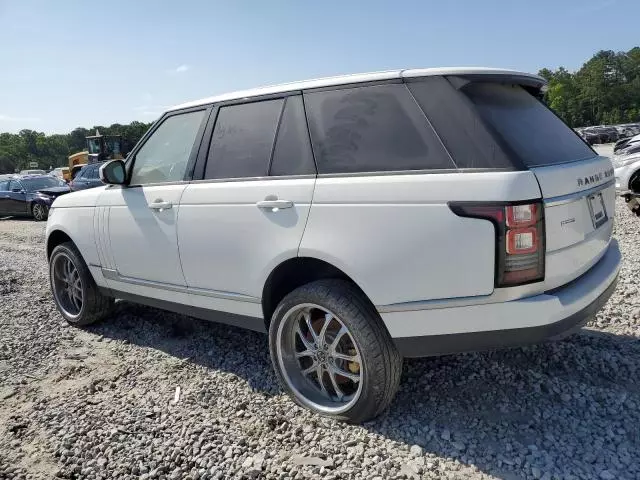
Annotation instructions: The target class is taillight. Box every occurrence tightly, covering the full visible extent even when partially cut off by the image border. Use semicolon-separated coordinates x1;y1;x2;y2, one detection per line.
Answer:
449;201;545;287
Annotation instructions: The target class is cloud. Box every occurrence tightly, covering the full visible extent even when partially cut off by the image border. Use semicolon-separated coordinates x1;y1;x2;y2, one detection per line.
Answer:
578;0;616;13
174;64;189;73
133;105;168;117
0;114;40;123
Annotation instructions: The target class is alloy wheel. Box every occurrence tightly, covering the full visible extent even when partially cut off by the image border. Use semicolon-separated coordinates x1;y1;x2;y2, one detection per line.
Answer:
276;304;363;414
51;253;83;318
33;204;47;221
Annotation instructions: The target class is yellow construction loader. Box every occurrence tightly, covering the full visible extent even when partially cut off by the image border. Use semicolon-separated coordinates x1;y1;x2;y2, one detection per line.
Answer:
65;131;125;181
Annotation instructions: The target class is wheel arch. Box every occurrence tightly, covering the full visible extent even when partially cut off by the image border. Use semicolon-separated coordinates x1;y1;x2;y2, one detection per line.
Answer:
46;229;74;261
629;168;640;192
261;257;377;329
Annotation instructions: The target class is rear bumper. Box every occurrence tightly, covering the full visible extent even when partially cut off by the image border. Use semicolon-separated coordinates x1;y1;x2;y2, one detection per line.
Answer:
385;239;621;358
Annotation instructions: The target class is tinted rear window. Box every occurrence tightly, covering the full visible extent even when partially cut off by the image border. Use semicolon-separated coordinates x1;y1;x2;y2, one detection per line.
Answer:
462;83;594;167
408;77;514;169
304;83;454;174
269;96;316;176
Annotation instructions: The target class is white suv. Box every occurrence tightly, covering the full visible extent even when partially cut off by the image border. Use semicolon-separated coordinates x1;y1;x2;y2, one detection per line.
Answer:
46;68;621;423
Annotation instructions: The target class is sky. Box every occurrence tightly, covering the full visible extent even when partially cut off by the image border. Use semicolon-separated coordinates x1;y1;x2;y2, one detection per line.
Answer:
0;0;638;134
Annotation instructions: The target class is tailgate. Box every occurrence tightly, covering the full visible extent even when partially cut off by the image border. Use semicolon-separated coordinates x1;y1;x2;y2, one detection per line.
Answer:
530;155;615;290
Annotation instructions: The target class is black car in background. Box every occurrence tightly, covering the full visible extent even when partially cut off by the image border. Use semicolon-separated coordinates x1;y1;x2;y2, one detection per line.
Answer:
0;175;70;221
69;163;104;191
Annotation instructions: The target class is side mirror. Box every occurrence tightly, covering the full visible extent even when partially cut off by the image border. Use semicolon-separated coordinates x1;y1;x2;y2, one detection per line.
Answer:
12;188;24;193
100;159;126;185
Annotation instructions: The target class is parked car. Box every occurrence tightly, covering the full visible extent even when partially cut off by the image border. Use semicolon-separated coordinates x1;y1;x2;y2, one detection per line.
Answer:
620;143;640;156
589;127;618;143
69;163;104;191
615;134;640;154
578;130;599;145
583;128;607;144
614;152;640;195
19;169;47;176
46;68;620;422
50;167;70;182
0;175;70;220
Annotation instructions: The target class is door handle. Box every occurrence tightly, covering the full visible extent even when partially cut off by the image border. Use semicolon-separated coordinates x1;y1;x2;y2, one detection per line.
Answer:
149;200;173;211
256;199;294;211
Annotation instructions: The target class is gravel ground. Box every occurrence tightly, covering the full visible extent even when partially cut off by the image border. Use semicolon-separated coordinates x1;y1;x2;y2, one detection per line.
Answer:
1;198;639;480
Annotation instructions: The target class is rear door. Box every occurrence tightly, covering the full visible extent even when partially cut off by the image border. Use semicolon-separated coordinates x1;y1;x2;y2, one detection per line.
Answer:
461;81;614;290
178;94;316;313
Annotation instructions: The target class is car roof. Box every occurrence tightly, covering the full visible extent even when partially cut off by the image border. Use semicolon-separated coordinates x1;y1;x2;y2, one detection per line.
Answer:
168;67;546;112
14;174;54;179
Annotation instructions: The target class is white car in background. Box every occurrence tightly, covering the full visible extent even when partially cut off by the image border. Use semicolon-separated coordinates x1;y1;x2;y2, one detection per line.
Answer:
614;152;640;195
19;169;47;176
45;68;620;422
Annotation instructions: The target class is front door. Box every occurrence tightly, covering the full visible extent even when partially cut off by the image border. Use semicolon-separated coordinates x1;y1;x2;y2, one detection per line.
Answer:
6;180;28;215
0;180;10;215
99;108;209;290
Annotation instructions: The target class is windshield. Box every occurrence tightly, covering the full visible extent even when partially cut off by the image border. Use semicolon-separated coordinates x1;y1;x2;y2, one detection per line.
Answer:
88;138;102;154
20;176;66;192
462;82;595;167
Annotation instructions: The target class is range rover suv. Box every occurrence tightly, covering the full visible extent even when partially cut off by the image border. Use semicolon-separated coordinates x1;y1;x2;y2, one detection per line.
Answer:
46;68;621;423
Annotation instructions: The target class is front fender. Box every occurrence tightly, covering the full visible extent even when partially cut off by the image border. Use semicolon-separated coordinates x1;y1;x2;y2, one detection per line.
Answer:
46;207;99;268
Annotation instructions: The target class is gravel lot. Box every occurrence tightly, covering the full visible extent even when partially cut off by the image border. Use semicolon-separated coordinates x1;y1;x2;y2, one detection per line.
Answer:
1;198;639;480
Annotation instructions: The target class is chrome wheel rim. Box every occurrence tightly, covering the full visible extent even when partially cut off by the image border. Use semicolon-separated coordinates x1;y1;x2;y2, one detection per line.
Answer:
276;304;363;414
33;204;46;220
52;253;83;318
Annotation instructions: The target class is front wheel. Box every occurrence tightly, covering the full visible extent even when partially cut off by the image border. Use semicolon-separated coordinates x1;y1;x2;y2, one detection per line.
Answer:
32;203;48;221
49;242;113;326
269;279;402;423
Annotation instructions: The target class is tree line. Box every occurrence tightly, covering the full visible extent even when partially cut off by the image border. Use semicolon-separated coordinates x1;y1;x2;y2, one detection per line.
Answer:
2;47;639;174
539;47;640;128
0;122;152;174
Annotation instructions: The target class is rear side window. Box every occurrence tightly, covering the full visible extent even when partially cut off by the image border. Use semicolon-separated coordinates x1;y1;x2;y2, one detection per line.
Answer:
269;96;316;176
304;83;454;174
89;166;100;179
407;77;514;169
205;99;284;179
461;83;594;167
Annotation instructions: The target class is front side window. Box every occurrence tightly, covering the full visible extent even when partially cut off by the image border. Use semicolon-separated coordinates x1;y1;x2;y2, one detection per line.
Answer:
8;180;22;192
0;181;9;191
129;110;206;185
304;83;454;174
205;99;284;179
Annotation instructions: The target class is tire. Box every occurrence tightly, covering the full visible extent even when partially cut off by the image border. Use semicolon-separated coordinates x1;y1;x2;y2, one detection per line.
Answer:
49;241;113;326
269;279;402;423
32;203;48;221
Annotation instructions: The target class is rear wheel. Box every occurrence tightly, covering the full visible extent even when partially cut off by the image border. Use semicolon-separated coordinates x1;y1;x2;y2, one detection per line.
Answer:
32;203;48;221
49;242;113;326
269;279;402;423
